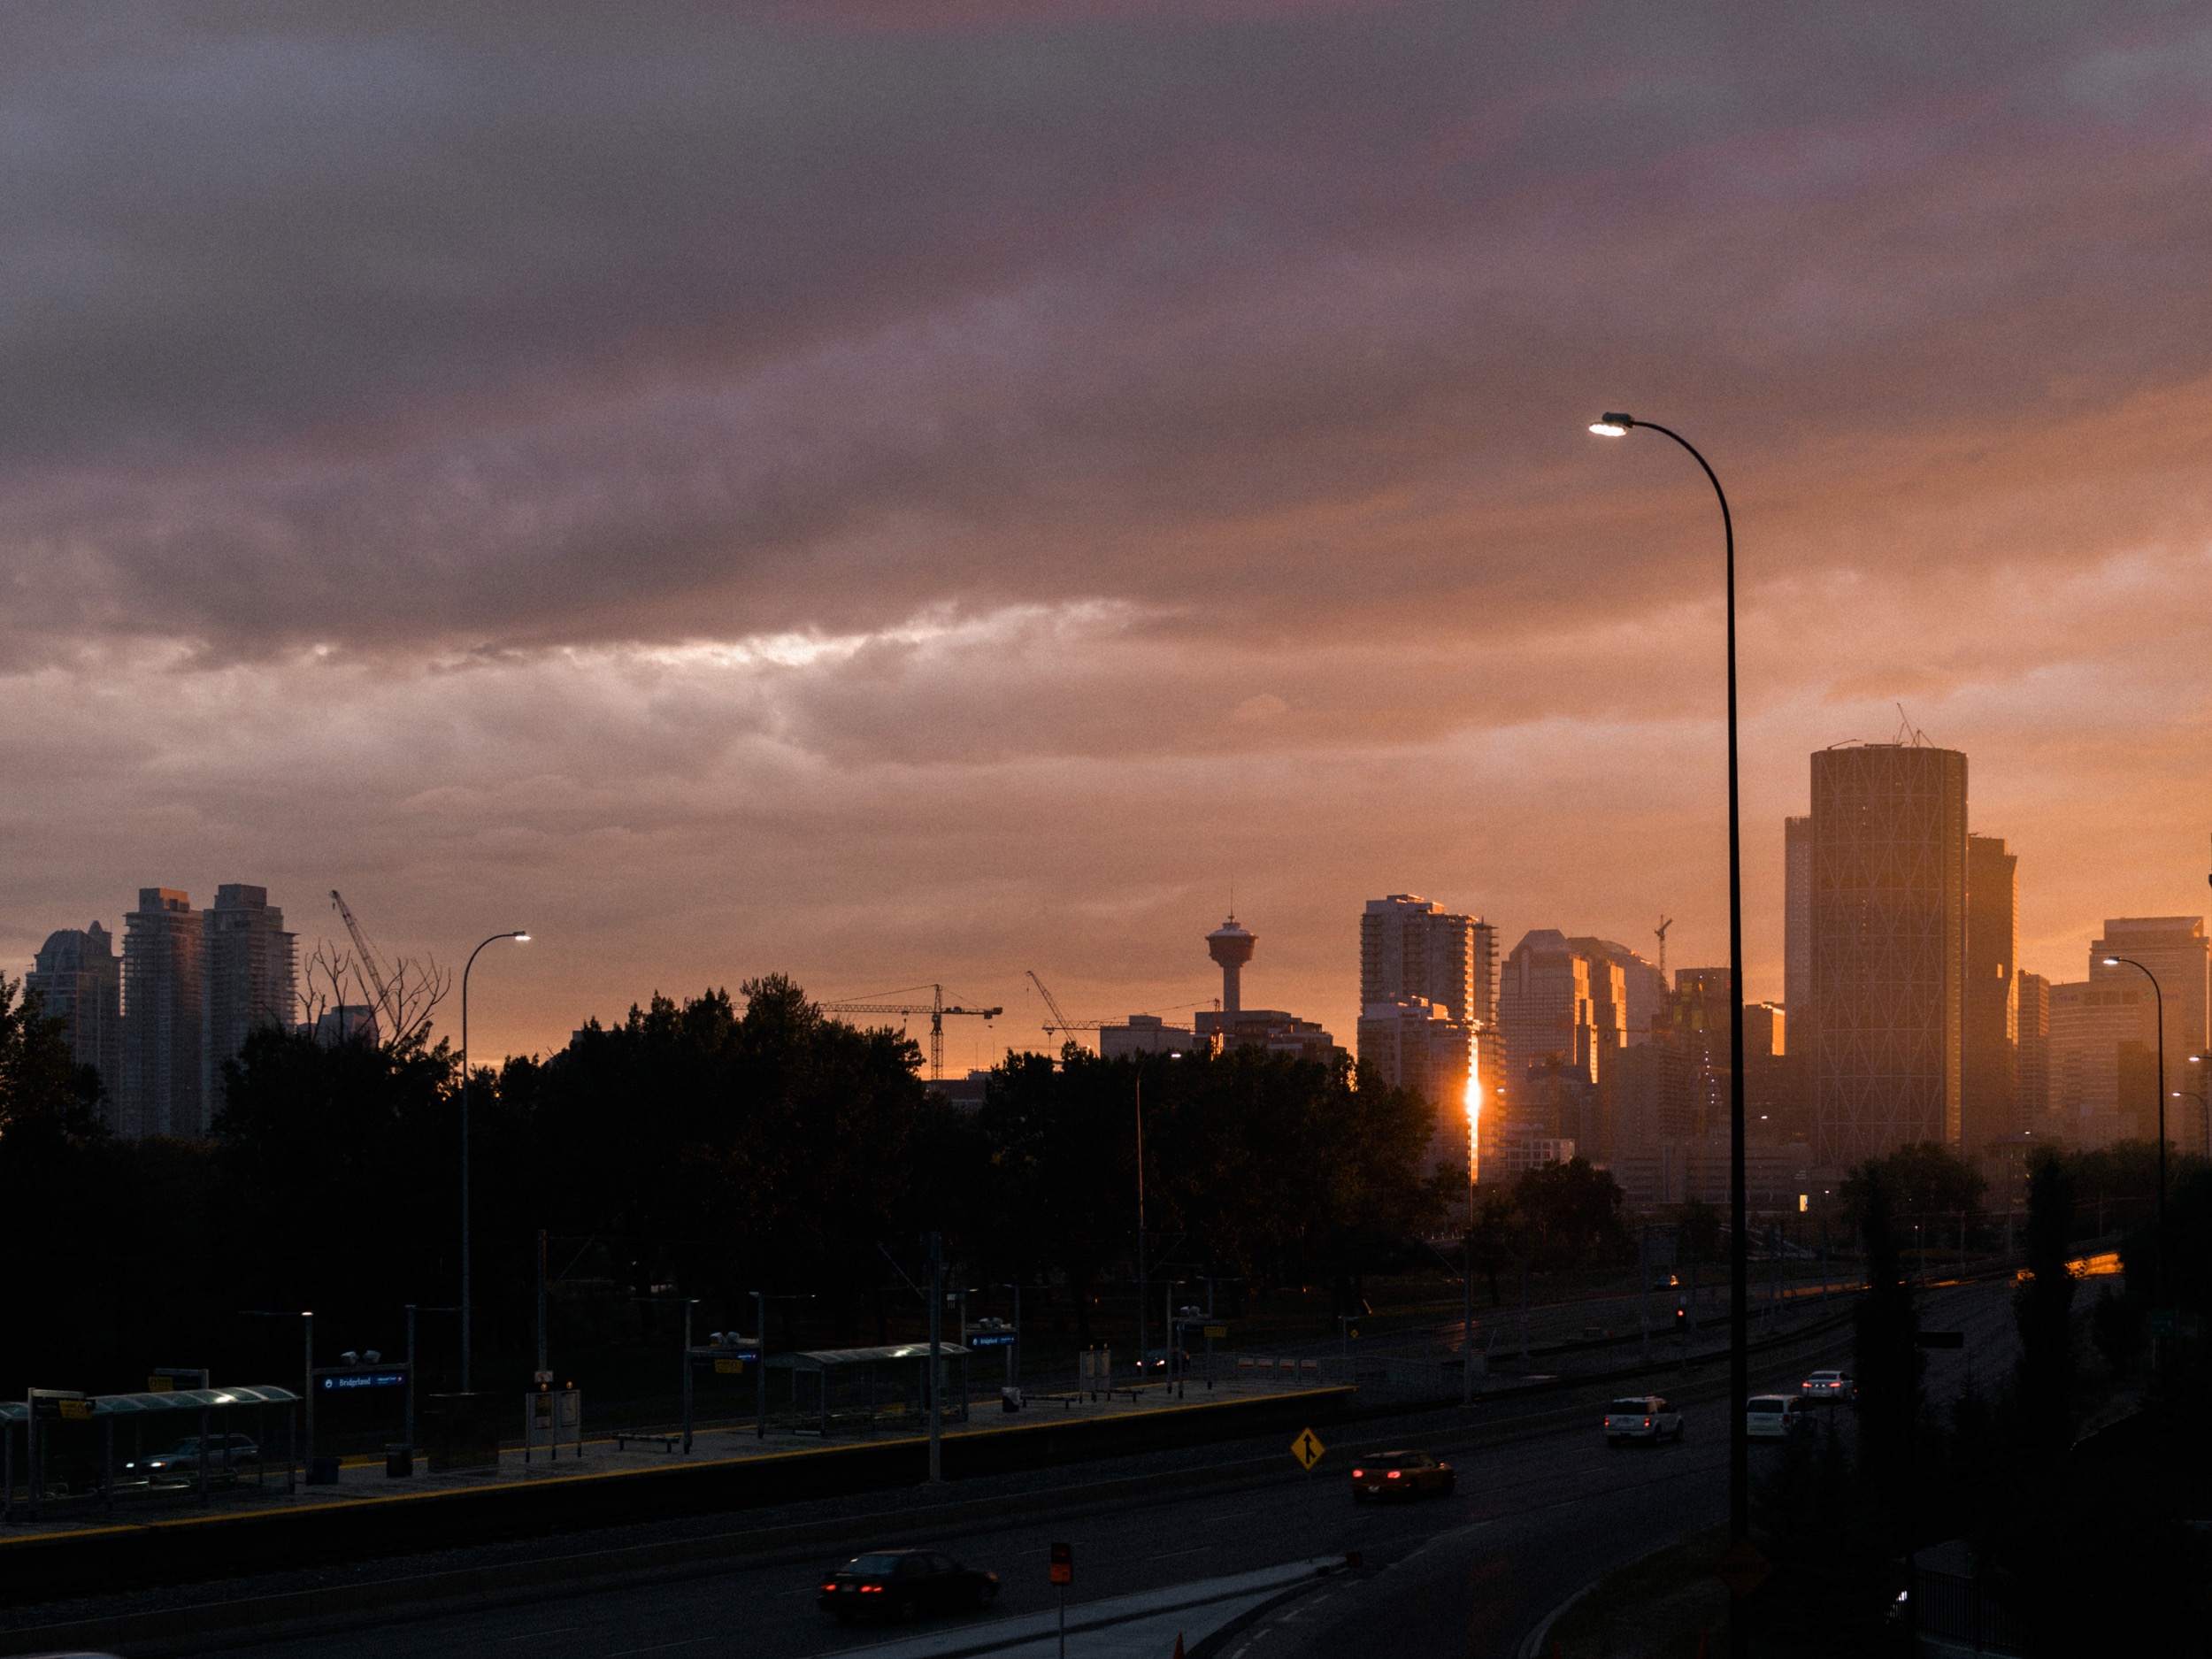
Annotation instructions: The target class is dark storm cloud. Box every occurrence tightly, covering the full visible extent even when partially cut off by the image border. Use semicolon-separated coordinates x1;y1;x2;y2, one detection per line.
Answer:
5;2;2209;662
6;3;2212;1055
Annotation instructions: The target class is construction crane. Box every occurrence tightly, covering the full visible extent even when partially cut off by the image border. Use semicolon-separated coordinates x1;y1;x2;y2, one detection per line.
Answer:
330;889;400;1033
1025;970;1106;1044
1654;914;1673;983
819;985;1002;1081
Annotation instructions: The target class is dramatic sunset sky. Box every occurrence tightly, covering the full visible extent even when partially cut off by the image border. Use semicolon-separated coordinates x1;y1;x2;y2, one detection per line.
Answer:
5;2;2210;1070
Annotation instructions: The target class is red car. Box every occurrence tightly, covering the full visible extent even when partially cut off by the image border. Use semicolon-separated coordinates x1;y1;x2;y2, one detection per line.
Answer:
1350;1449;1455;1501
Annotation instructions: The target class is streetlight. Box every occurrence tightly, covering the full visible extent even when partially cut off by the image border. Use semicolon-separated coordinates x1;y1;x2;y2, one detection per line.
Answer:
1590;411;1749;1648
461;929;530;1393
2101;955;2166;1239
1131;1048;1183;1385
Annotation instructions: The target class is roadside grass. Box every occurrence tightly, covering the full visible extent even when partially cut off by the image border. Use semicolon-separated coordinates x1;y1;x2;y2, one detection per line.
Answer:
1544;1524;1729;1659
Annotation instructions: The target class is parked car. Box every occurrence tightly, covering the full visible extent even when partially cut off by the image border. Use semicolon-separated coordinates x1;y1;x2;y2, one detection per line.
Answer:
1140;1347;1192;1374
1746;1394;1816;1440
1800;1370;1856;1402
122;1434;259;1484
1349;1449;1455;1502
1603;1395;1683;1446
818;1549;999;1623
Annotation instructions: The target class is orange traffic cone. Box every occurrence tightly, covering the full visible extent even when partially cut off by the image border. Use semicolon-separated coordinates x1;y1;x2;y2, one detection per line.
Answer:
1171;1636;1185;1658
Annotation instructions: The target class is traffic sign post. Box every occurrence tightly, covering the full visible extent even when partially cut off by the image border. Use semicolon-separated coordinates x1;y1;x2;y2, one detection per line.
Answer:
1049;1541;1072;1659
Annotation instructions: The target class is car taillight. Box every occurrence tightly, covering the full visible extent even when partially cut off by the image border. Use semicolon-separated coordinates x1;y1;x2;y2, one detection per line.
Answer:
1351;1468;1363;1478
820;1583;836;1593
1643;1418;1651;1427
1386;1471;1401;1479
860;1584;884;1594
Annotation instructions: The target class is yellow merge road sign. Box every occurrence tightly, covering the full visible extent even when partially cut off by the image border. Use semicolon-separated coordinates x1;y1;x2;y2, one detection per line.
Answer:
1290;1427;1326;1471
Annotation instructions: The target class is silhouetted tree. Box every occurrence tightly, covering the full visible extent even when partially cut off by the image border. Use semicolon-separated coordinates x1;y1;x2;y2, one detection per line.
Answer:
2013;1151;2076;1451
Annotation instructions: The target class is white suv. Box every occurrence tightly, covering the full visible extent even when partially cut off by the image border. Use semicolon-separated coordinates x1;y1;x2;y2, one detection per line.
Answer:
1746;1394;1815;1440
1603;1395;1683;1446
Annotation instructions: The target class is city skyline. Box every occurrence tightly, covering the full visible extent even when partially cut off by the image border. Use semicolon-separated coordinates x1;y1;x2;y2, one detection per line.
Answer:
2;7;2208;1074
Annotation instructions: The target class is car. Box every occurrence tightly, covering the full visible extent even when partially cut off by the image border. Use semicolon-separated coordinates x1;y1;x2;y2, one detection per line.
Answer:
818;1548;1000;1624
1800;1370;1856;1402
1140;1347;1193;1374
1745;1394;1815;1440
122;1434;259;1484
1603;1395;1683;1446
1349;1449;1455;1502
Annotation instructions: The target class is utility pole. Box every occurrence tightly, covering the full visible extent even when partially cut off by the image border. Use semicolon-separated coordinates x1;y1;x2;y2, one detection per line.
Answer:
927;1232;944;1486
1135;1069;1148;1382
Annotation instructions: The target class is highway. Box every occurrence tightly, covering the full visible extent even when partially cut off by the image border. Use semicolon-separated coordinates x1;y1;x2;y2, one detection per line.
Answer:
194;1277;2014;1659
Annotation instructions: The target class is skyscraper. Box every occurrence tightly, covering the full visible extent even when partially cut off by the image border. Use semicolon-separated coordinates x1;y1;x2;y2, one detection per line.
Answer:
1359;895;1494;1025
1805;741;1970;1166
203;883;297;1110
2016;970;2051;1127
1569;938;1666;1045
27;922;122;1115
1784;816;1814;1020
1962;834;2020;1154
121;888;204;1140
1358;895;1500;1146
2086;918;2210;1154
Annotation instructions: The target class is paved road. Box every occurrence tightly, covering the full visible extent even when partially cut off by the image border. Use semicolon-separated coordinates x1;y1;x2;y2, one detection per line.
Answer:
201;1279;2010;1659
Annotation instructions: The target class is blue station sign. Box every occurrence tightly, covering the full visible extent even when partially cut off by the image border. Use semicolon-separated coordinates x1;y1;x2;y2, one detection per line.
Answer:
318;1370;407;1392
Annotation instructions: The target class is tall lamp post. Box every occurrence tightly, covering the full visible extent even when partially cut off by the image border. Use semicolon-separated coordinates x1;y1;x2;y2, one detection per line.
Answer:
1589;412;1748;1650
461;928;531;1392
2101;954;2167;1240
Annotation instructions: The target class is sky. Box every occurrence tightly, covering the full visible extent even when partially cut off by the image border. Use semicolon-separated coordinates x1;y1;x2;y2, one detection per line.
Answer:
5;1;2211;1072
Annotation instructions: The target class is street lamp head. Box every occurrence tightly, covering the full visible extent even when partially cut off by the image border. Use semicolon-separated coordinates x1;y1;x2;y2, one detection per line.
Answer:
513;931;532;942
2102;956;2120;966
1589;412;1635;437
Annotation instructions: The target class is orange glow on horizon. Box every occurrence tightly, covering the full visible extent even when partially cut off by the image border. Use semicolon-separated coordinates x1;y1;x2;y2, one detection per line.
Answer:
1463;1033;1481;1192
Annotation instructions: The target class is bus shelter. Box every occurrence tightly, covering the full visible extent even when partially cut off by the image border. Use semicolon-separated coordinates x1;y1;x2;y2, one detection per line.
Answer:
763;1343;971;1438
3;1385;300;1522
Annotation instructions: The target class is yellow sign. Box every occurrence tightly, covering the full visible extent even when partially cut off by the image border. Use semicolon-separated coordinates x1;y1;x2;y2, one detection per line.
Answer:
1204;1325;1229;1339
58;1399;94;1421
148;1375;174;1393
1289;1427;1326;1471
1715;1537;1773;1601
715;1357;746;1375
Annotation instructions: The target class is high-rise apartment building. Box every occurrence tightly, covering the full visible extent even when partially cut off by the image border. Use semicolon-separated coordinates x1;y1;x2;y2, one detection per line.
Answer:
27;922;122;1114
202;884;296;1110
1359;895;1501;1138
1359;895;1494;1024
1356;996;1476;1174
121;888;204;1140
1962;834;2020;1154
1804;741;1970;1166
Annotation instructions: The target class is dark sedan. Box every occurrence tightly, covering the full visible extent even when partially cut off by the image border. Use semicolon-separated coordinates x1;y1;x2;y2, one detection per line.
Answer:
818;1548;1000;1623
